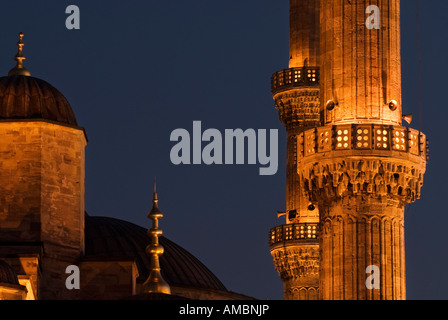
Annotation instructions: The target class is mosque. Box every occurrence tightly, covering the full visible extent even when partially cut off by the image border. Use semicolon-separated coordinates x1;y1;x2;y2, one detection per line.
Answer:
0;33;252;301
0;0;429;301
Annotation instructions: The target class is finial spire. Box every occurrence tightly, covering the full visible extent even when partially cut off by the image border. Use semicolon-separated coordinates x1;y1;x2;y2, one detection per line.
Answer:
154;177;157;200
143;185;171;295
8;32;31;77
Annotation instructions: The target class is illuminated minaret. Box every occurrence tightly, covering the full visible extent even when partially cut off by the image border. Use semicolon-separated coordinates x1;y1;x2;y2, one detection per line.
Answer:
269;0;321;300
296;0;428;300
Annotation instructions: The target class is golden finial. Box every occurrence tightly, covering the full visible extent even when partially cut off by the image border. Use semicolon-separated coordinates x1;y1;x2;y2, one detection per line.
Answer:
143;181;171;294
8;32;31;76
154;176;157;194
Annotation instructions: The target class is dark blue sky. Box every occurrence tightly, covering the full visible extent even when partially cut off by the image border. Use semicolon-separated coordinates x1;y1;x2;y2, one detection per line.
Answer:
0;1;446;300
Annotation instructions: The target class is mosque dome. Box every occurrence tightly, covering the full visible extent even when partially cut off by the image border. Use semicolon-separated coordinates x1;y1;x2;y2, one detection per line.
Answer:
0;33;78;126
0;260;19;285
0;75;78;126
84;215;227;292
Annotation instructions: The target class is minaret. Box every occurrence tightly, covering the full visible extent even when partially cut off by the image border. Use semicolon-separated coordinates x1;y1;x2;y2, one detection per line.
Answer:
268;0;321;300
143;182;171;295
296;0;428;299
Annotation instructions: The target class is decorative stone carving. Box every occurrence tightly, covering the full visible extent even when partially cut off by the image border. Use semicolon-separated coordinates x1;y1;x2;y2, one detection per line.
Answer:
300;159;425;205
271;246;319;281
287;286;319;300
270;242;319;300
274;88;320;128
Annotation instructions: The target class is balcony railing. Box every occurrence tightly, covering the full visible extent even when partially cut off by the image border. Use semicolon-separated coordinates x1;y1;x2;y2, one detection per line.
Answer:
297;124;429;161
271;67;320;95
269;223;319;246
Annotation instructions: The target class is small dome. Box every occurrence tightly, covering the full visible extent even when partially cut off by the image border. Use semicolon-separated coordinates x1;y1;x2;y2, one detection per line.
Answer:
0;260;19;285
0;75;78;126
84;216;227;292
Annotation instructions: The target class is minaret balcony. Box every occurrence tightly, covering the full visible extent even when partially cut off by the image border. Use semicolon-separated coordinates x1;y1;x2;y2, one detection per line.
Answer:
296;124;428;205
271;67;320;95
269;223;319;248
297;124;428;162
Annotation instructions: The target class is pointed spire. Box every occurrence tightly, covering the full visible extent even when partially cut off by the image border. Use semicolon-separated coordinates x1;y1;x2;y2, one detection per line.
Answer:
153;176;157;201
143;182;171;295
150;177;161;215
8;32;31;76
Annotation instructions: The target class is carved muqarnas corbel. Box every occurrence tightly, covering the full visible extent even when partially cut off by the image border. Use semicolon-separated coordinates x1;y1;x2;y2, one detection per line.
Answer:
300;159;425;205
274;89;320;127
271;247;319;281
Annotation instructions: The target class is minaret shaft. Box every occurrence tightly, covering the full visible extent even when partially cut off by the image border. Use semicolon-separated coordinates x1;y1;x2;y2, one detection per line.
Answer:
289;0;320;68
298;0;427;300
276;0;321;217
269;0;321;300
320;196;406;300
321;0;402;125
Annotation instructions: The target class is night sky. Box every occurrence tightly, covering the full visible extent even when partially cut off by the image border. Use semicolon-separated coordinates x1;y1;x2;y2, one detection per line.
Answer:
0;0;446;300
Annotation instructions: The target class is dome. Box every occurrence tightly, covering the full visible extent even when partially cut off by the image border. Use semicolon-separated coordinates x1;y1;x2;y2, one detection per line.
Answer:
84;216;227;292
0;260;19;285
0;75;78;126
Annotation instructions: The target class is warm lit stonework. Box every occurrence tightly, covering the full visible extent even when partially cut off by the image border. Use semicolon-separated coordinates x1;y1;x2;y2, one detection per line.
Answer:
0;120;87;299
269;0;320;300
0;33;253;300
270;0;427;300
